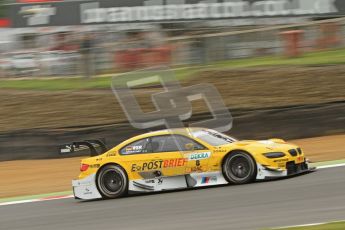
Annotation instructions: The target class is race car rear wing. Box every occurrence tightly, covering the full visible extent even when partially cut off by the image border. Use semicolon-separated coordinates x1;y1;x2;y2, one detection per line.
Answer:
59;139;108;157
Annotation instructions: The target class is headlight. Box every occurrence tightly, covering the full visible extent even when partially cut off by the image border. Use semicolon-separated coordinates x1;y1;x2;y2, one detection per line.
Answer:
263;152;286;158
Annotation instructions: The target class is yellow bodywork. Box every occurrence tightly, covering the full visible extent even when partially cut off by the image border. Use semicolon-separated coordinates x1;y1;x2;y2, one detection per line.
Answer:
77;128;306;181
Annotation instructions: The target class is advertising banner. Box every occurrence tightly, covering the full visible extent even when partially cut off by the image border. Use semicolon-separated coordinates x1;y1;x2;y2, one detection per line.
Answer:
8;0;345;28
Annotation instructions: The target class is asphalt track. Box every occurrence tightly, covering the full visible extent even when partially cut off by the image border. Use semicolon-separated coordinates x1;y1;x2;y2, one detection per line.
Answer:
1;167;345;230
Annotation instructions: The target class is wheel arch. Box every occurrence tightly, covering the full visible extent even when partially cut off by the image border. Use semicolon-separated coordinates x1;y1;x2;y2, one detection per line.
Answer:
96;162;129;181
221;149;257;177
221;149;257;167
95;162;129;196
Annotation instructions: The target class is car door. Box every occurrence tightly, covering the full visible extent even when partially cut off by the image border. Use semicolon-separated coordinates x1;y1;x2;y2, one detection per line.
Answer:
121;135;190;191
150;134;211;175
148;135;187;177
119;136;187;178
175;135;212;174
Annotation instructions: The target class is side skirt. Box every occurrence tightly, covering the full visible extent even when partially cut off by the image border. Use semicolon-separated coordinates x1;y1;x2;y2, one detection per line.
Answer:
128;171;228;193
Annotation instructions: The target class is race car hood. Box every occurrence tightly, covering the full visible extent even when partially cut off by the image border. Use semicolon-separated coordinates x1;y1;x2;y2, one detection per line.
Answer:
219;139;298;155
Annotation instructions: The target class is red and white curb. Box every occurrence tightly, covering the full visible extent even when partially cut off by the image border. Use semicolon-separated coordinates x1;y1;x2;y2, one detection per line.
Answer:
0;195;73;206
1;161;344;207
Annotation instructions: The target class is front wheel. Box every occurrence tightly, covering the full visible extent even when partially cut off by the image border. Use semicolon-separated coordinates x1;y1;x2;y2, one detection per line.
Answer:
96;165;128;199
222;151;257;184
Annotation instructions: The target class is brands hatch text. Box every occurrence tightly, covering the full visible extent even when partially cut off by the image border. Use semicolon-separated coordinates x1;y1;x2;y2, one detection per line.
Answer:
65;128;313;200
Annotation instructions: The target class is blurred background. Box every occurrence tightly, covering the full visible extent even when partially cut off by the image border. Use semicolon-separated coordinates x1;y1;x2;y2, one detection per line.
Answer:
0;0;344;163
1;0;345;76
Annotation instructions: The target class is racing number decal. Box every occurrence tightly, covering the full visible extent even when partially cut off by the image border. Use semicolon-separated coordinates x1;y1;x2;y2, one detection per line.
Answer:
185;152;211;173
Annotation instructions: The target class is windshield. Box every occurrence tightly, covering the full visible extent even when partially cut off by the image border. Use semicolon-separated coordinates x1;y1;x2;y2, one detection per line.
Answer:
192;129;237;146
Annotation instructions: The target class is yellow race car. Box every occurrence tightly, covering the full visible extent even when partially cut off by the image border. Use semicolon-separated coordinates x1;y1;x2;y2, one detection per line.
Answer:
62;128;311;200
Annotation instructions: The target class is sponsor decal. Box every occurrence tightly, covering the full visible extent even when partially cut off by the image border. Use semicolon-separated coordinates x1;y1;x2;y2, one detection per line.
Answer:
273;159;288;163
215;149;227;153
187;152;211;161
145;178;163;184
201;176;217;184
125;145;143;154
107;153;116;157
132;161;162;172
278;163;285;168
163;158;188;168
157;178;163;185
190;166;203;172
131;158;187;172
83;187;93;195
89;164;100;168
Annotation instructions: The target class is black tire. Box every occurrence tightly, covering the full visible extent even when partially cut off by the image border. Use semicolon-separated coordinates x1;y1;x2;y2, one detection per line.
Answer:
96;164;128;199
222;151;257;184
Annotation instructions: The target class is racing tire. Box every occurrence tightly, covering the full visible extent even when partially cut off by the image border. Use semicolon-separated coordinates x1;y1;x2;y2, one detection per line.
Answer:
96;164;128;199
222;151;257;184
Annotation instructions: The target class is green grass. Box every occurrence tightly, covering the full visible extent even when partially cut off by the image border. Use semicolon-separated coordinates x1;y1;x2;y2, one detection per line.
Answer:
0;67;202;91
270;221;345;230
1;48;345;91
213;48;345;68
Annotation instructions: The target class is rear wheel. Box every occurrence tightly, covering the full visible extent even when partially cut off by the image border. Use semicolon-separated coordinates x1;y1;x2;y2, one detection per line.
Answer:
222;151;256;184
96;165;127;199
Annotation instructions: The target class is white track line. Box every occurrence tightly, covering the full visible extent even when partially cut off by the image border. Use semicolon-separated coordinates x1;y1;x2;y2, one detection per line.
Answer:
275;222;326;229
316;163;345;169
274;219;345;229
